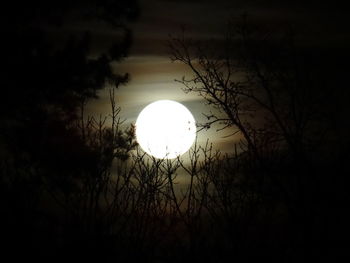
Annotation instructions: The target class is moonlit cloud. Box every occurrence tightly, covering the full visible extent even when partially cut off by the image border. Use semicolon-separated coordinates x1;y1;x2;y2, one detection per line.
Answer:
85;0;349;159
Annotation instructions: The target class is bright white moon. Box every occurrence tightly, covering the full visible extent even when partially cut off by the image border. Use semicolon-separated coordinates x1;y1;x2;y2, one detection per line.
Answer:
135;100;196;159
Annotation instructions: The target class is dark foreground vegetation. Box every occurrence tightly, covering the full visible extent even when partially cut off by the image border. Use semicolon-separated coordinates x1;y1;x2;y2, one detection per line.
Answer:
1;1;349;262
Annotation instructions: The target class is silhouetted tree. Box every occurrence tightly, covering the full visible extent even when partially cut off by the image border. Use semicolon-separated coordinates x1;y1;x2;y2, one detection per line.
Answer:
168;16;348;261
0;0;139;257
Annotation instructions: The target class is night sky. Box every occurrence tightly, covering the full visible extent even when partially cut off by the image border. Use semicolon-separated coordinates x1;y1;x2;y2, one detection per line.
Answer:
85;0;350;154
1;0;350;260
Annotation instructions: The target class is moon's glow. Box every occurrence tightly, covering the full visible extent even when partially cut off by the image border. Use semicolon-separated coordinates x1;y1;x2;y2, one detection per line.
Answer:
135;100;196;159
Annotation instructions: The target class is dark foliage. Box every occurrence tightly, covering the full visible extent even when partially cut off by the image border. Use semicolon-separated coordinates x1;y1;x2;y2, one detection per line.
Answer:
1;4;350;262
0;0;139;259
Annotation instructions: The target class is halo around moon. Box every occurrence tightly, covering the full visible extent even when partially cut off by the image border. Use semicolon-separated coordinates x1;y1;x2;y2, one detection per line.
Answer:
135;100;196;159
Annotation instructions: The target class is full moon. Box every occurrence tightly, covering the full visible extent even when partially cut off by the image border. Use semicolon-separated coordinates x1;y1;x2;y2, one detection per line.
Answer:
135;100;196;159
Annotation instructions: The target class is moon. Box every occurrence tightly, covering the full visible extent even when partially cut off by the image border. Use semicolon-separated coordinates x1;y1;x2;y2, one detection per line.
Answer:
135;100;196;159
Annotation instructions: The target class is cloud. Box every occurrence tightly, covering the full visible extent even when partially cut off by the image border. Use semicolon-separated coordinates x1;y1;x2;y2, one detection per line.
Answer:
86;55;202;120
